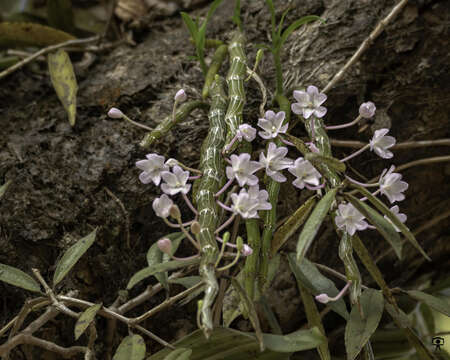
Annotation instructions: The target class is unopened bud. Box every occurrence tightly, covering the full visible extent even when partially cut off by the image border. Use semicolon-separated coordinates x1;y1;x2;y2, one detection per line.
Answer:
108;107;124;119
191;221;201;235
165;158;178;167
174;89;187;103
169;205;181;220
222;232;230;244
236;236;243;252
359;101;376;119
315;293;330;304
241;244;253;257
157;238;172;254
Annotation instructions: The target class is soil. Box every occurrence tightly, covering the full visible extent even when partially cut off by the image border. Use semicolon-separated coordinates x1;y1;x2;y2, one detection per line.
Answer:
0;0;449;358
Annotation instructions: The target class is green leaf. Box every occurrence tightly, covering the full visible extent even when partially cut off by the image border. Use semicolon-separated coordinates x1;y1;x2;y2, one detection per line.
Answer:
353;185;430;261
305;153;346;173
403;290;450;317
297;187;338;262
296;282;331;360
113;334;146;360
147;327;322;360
279;16;323;49
147;233;186;290
48;49;78;126
0;22;75;48
345;193;403;260
232;0;242;31
163;348;192;360
74;303;102;340
262;327;326;352
345;288;384;360
288;254;349;320
53;228;97;286
0;180;12;199
127;258;200;290
271;196;316;256
231;278;264;351
418;303;435;335
180;12;198;42
0;263;41;293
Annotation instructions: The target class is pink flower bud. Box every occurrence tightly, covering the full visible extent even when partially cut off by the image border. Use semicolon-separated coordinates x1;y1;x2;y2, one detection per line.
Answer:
108;107;123;119
157;238;172;254
241;244;253;257
174;89;187;103
315;293;330;304
359;101;376;119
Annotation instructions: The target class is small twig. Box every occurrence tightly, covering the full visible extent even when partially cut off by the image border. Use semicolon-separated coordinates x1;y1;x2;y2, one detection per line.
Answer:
0;36;100;80
330;138;450;149
56;295;174;348
104;187;131;248
246;67;267;118
0;334;86;358
314;262;369;290
322;0;409;93
32;269;79;318
130;281;204;324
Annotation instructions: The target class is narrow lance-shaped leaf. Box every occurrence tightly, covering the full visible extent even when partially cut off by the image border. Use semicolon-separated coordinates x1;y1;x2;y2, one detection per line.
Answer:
0;263;41;293
297;187;338;262
353;184;430;261
127;258;200;290
288;254;349;320
48;49;78;126
112;334;146;360
296;282;331;360
279;16;324;49
403;290;450;317
345;288;384;360
74;303;102;340
53;228;97;286
271;195;316;256
305;153;346;173
231;278;264;351
345;193;402;260
262;327;326;352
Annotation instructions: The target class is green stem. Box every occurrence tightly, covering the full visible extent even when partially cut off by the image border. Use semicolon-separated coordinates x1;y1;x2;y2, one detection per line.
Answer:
140;101;208;148
202;44;228;99
259;94;290;291
195;76;228;336
224;31;247;151
273;51;284;97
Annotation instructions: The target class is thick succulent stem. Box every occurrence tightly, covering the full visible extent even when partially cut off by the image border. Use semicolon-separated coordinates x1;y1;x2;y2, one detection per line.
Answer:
194;76;228;336
224;31;247;152
140;101;208;148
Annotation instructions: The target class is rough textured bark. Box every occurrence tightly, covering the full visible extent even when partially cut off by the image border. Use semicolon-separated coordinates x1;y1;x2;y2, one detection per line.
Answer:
0;0;448;357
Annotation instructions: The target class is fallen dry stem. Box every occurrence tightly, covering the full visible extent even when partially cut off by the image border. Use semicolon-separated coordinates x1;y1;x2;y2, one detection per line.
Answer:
0;36;100;80
322;0;409;93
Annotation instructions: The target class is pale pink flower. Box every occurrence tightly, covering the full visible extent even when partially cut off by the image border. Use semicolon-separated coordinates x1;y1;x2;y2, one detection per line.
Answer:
369;129;396;159
291;86;327;119
335;203;368;236
136;153;169;186
161;165;191;195
258;110;288;139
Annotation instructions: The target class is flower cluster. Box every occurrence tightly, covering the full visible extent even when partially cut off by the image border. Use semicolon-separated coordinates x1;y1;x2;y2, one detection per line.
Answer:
132;85;410;253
